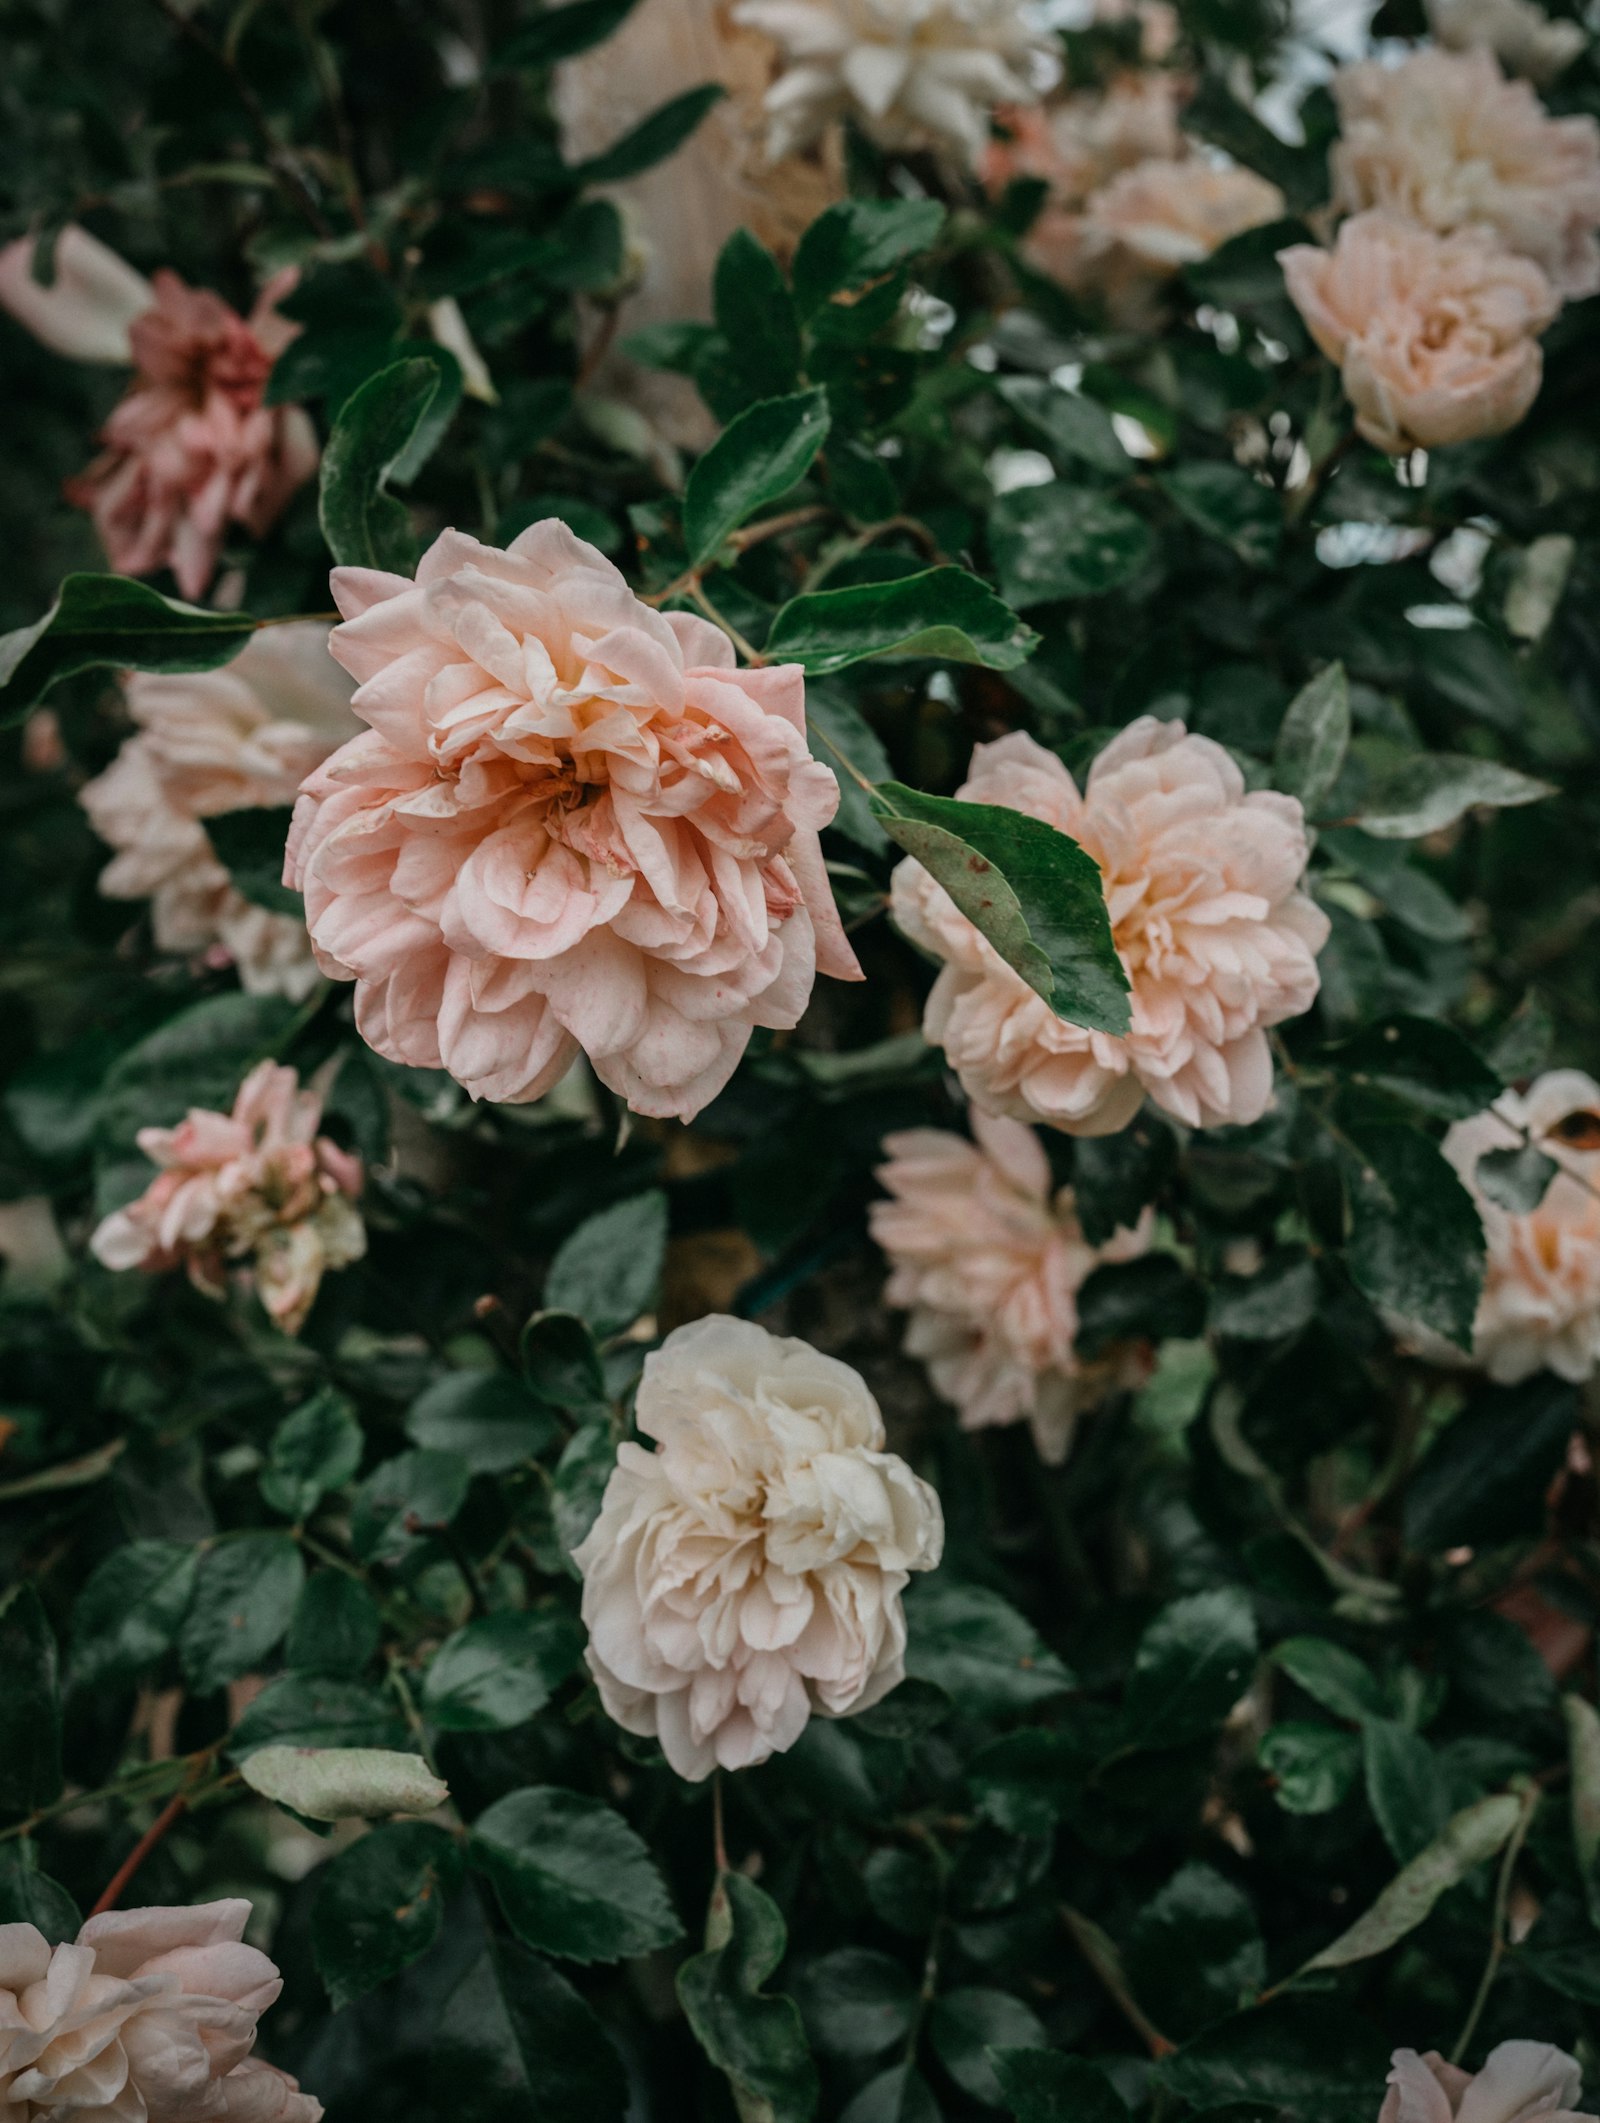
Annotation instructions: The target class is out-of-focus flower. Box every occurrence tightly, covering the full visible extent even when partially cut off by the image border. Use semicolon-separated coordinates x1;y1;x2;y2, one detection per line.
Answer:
984;76;1187;278
891;721;1328;1135
1378;2042;1595;2123
0;223;155;363
80;623;359;1000
1281;210;1558;452
1426;0;1585;84
90;1060;365;1334
732;0;1060;165
55;259;316;600
872;1108;1154;1460
1071;157;1285;315
573;1315;944;1780
1331;48;1600;299
1442;1070;1600;1383
0;1899;321;2120
286;521;861;1123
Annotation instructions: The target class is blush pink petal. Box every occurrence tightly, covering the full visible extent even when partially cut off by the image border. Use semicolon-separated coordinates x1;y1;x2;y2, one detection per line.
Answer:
0;224;154;363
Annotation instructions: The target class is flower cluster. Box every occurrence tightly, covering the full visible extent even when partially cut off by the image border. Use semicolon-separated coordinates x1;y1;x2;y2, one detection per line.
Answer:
80;623;359;999
91;1060;365;1334
891;720;1328;1135
286;519;861;1122
872;1109;1153;1461
0;1900;319;2121
573;1315;944;1779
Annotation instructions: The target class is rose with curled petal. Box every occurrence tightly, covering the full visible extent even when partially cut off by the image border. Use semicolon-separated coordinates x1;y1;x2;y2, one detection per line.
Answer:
890;720;1329;1136
1281;211;1559;453
1378;2042;1595;2123
573;1314;944;1780
285;519;862;1123
1330;48;1600;300
0;1898;321;2121
871;1108;1154;1461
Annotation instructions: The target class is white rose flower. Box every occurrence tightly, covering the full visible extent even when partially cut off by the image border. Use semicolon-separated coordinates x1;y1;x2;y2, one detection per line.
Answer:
1425;0;1585;85
573;1314;944;1780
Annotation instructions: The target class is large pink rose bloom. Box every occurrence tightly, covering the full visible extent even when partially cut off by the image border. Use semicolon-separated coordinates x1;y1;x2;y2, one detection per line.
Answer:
65;268;318;601
1378;2043;1594;2123
1282;211;1559;453
0;1899;320;2120
1330;48;1600;299
872;1109;1153;1461
891;720;1328;1135
90;1060;365;1334
286;520;862;1121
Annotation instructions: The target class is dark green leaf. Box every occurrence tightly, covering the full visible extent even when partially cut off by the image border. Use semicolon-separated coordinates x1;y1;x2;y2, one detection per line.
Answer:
96;992;300;1154
0;576;255;723
70;1540;198;1693
807;685;892;852
1416;626;1526;731
1274;665;1350;817
1341;1120;1486;1351
792;199;947;318
179;1534;304;1695
1271;1636;1385;1722
351;1449;471;1564
1329;1015;1500;1120
446;1938;630;2118
405;1370;555;1473
873;783;1129;1035
1124;1588;1258;1750
285;1571;383;1676
1353;754;1553;840
491;0;640;68
903;1576;1073;1715
204;807;301;916
1158;1999;1389;2123
841;2063;942;2123
992;2050;1128;2123
989;484;1155;606
1209;1251;1319;1341
1160;463;1280;567
0;1585;61;1811
261;1389;364;1520
712;228;802;404
797;1948;917;2058
1476;1143;1557;1214
421;1609;584;1731
1363;1719;1448;1863
1301;1793;1521;1971
521;1310;610;1417
1259;1723;1361;1814
1077;1254;1205;1354
1127;1863;1265;2037
471;1785;683;1963
551;1421;618;1563
545;1188;669;1338
997;378;1130;477
1439;1609;1558;1720
1183;74;1324;208
229;1673;408;1758
0;1850;77;1942
312;1821;464;2008
683;388;830;567
678;1872;818;2123
572;81;724;184
1403;1376;1576;1552
766;567;1038;675
928;1989;1047;2106
318;358;442;572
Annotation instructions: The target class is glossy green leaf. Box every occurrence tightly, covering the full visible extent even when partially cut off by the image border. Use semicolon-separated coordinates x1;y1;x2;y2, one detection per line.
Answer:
470;1785;683;1964
989;484;1155;607
573;81;724;186
0;1850;78;1944
204;806;302;916
712;228;802;404
1328;1015;1500;1121
545;1187;669;1337
69;1540;199;1693
551;1421;618;1563
179;1534;304;1695
521;1310;610;1418
1259;1723;1361;1815
903;1577;1073;1715
997;377;1130;477
229;1673;408;1758
796;1948;917;2059
1124;1588;1257;1749
1160;462;1280;567
0;575;255;723
792;198;946;317
285;1571;383;1677
1274;664;1350;817
928;1989;1047;2106
312;1821;464;2008
1127;1863;1265;2039
1363;1719;1448;1863
351;1449;471;1564
319;357;442;572
1272;1636;1385;1722
491;0;640;68
445;1939;630;2119
677;1871;818;2123
1403;1376;1576;1552
405;1370;555;1473
684;388;829;567
1341;1120;1486;1352
840;2063;941;2123
766;567;1037;675
261;1389;364;1520
421;1609;584;1731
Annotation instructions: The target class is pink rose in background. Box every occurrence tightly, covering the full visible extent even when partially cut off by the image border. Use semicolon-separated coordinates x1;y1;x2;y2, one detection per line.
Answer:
65;268;318;600
891;720;1328;1135
1330;48;1600;299
80;623;359;1000
90;1059;365;1334
1069;157;1285;317
0;1898;321;2120
1281;211;1559;452
872;1108;1154;1461
1378;2043;1594;2123
286;520;862;1122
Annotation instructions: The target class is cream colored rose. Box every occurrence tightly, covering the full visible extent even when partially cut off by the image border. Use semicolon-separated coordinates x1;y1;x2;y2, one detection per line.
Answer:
1331;48;1600;299
1083;157;1286;272
1379;2042;1595;2123
0;1900;320;2120
1441;1070;1600;1384
1281;211;1559;452
1426;0;1585;85
872;1109;1153;1461
891;721;1328;1136
573;1315;944;1780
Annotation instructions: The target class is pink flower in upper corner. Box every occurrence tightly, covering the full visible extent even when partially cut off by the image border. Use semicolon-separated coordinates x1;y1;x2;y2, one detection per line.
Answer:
66;267;319;600
891;720;1328;1136
1281;211;1559;453
90;1059;365;1335
871;1108;1154;1462
285;519;863;1123
80;623;360;1000
1378;2042;1595;2123
1330;48;1600;300
1440;1070;1600;1384
0;1898;322;2121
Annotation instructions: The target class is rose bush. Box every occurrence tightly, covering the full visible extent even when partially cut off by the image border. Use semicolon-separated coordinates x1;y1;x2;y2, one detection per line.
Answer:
1;0;1600;2118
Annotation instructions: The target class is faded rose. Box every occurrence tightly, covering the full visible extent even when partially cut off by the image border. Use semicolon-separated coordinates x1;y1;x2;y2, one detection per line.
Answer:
1379;2043;1595;2123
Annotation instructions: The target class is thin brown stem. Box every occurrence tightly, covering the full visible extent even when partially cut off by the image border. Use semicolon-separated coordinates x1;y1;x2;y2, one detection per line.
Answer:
89;1790;190;1916
712;1772;729;1875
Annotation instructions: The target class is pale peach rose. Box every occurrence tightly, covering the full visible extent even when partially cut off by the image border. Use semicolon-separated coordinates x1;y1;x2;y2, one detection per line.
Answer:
0;1899;321;2121
80;624;359;1000
1331;48;1600;299
286;520;862;1123
573;1315;944;1780
0;224;154;363
891;720;1329;1135
1060;157;1285;318
871;1108;1154;1461
90;1059;365;1334
1426;0;1586;83
1281;211;1558;452
732;0;1060;165
62;266;318;599
1440;1070;1600;1384
1378;2043;1594;2123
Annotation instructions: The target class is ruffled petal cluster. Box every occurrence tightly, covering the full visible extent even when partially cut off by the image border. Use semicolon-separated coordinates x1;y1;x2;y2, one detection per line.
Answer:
891;720;1328;1135
872;1109;1153;1460
286;520;861;1122
1442;1070;1600;1384
1281;211;1559;452
732;0;1060;165
573;1315;944;1780
1330;48;1600;299
1379;2043;1594;2123
0;1900;320;2121
90;1060;365;1335
80;624;359;1000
